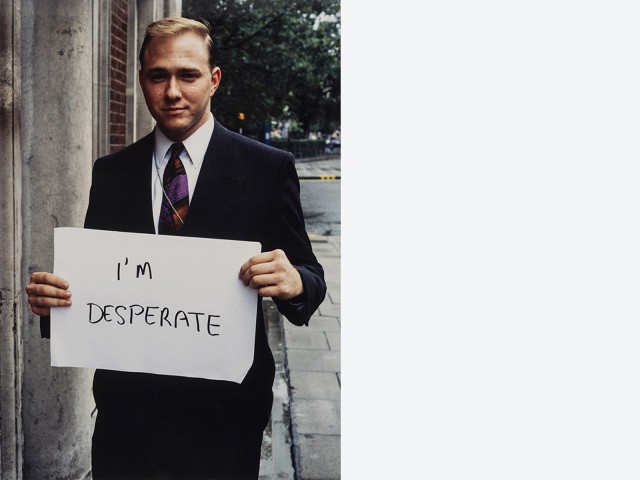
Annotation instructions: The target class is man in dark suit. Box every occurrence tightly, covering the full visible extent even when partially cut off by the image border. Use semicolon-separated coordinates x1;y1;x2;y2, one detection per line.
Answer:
25;16;326;479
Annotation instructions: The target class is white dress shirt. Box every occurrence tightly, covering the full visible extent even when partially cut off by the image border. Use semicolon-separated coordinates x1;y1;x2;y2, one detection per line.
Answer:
151;113;215;233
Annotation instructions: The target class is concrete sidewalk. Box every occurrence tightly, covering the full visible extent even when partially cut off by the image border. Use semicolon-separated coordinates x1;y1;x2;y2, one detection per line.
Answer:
294;157;341;180
259;235;341;479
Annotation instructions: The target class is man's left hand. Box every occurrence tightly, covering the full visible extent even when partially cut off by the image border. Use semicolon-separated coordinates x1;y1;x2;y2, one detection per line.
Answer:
239;249;303;300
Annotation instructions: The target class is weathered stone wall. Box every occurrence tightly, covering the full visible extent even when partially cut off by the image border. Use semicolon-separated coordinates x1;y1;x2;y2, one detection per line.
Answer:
0;1;23;478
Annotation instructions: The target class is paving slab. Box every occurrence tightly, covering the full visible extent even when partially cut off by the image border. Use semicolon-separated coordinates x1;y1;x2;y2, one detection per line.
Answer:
291;399;341;435
308;242;339;257
326;284;341;304
296;434;341;480
305;315;340;332
319;262;340;284
325;331;341;351
266;233;341;479
286;349;341;372
283;329;329;350
289;370;340;400
318;302;342;317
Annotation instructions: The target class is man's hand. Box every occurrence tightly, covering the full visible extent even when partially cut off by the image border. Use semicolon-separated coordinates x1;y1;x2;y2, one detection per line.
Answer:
25;272;72;317
239;249;303;300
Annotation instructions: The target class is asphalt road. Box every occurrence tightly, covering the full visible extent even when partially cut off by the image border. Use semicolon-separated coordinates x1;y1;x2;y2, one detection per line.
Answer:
300;179;341;236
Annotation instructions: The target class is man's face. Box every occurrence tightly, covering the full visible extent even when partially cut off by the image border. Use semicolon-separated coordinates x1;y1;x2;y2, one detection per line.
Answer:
139;32;221;142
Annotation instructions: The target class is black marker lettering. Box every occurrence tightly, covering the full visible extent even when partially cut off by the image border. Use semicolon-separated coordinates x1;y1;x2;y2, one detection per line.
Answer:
207;315;221;336
117;257;129;280
129;304;144;324
87;303;104;323
145;306;158;325
174;310;188;328
103;305;114;322
86;302;222;337
136;262;152;279
188;312;204;332
115;305;127;325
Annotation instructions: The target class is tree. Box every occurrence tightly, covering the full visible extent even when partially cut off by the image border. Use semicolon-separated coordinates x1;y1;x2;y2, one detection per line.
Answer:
183;0;341;139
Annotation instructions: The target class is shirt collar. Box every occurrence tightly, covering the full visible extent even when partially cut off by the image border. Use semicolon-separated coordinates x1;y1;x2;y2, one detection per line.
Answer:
153;112;215;168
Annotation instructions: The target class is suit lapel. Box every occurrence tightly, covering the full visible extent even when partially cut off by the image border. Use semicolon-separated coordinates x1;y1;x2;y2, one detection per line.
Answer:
127;133;156;234
183;121;243;236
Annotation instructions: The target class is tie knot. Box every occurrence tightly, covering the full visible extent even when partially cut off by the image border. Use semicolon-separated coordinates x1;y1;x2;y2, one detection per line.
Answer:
170;142;184;160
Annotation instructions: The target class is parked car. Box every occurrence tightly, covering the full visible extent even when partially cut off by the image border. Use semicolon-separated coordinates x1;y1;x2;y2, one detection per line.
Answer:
326;137;341;152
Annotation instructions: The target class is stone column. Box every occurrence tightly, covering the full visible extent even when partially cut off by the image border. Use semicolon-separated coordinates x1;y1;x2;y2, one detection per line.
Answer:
20;1;95;478
0;1;23;479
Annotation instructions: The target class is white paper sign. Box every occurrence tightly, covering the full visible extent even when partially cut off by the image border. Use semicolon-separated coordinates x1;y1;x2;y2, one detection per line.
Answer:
51;227;260;383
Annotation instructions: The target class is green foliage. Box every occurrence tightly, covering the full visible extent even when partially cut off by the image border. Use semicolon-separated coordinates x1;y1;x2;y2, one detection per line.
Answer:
182;0;341;139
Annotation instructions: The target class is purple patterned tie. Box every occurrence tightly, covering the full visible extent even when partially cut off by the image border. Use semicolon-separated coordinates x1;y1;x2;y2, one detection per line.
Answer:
158;142;188;234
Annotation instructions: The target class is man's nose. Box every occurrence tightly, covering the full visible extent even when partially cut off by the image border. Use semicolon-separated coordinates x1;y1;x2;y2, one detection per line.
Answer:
165;77;182;99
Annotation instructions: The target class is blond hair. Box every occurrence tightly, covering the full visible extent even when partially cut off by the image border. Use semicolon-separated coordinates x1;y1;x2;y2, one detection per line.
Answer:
139;16;215;69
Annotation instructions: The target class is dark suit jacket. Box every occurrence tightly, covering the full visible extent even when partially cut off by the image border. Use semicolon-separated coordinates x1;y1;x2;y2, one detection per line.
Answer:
42;120;326;473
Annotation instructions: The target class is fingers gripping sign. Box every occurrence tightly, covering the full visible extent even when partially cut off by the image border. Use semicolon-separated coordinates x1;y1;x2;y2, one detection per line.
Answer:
26;272;72;317
239;249;303;300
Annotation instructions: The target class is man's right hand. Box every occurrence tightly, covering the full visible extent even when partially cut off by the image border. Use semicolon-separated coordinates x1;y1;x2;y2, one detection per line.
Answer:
26;272;72;317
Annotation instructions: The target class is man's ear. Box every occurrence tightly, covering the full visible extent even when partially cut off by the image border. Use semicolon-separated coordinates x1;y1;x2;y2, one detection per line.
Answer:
210;67;222;97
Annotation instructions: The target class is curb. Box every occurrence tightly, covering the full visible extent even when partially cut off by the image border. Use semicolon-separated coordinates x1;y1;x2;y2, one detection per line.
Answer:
260;300;296;479
295;154;340;164
299;175;340;181
308;234;329;244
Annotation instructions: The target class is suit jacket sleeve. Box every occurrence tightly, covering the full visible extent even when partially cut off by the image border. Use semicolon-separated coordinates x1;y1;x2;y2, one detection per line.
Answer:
266;155;327;326
40;315;50;338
